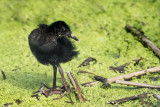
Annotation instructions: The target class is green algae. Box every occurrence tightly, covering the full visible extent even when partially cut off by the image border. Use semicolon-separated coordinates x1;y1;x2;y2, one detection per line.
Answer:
0;0;160;106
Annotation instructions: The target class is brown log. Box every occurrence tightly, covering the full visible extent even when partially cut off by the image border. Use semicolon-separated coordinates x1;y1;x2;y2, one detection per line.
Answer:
125;24;160;58
116;80;160;89
67;71;86;102
108;66;160;83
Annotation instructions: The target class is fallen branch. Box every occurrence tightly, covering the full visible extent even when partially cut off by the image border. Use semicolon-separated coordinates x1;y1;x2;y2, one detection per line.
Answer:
1;70;6;80
108;66;160;82
107;93;149;104
125;24;160;58
78;70;110;88
80;66;160;87
67;71;86;102
116;80;160;89
81;81;99;87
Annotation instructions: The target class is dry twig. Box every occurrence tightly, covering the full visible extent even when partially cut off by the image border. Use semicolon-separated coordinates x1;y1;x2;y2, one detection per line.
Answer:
67;71;86;102
78;70;110;88
80;66;160;87
108;66;160;82
81;81;99;87
116;80;160;89
125;24;160;58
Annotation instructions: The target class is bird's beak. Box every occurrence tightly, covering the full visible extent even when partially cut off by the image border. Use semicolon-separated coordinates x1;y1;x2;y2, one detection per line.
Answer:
70;34;79;42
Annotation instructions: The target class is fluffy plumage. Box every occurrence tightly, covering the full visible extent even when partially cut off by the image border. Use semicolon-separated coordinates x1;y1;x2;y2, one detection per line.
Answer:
28;21;78;65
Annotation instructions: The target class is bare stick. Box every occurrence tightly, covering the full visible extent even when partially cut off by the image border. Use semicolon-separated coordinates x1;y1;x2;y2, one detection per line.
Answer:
125;24;160;58
1;70;6;80
81;81;99;87
78;71;111;88
108;66;160;83
67;71;86;102
116;80;160;89
81;66;160;87
108;93;149;104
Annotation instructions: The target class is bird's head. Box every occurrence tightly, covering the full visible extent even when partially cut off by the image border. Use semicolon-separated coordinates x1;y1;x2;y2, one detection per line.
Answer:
49;21;79;42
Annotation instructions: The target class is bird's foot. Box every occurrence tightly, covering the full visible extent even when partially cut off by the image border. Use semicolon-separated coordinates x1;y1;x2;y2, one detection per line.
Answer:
32;83;66;98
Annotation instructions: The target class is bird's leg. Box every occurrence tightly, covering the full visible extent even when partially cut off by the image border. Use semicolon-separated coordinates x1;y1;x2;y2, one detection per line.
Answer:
57;64;74;103
53;65;57;89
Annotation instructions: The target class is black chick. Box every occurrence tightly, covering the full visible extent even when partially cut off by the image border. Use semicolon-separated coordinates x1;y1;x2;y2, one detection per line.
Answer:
28;21;79;101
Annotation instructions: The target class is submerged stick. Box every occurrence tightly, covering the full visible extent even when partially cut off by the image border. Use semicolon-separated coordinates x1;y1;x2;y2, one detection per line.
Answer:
1;70;6;80
108;66;160;82
108;93;149;104
125;24;160;58
116;80;160;89
67;71;86;102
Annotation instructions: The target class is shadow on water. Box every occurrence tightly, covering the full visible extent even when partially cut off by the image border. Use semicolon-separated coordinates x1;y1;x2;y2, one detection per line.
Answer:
0;68;65;90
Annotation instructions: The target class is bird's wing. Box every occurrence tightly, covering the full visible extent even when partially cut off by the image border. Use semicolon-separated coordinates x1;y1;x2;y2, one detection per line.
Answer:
29;28;57;54
37;39;57;53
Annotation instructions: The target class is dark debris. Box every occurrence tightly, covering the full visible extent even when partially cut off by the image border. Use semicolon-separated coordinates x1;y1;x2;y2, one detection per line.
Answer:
78;57;97;67
31;94;40;100
94;75;111;88
149;76;160;81
109;63;130;73
132;57;143;66
15;99;23;105
109;57;143;73
1;70;6;80
12;68;21;71
3;103;13;107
